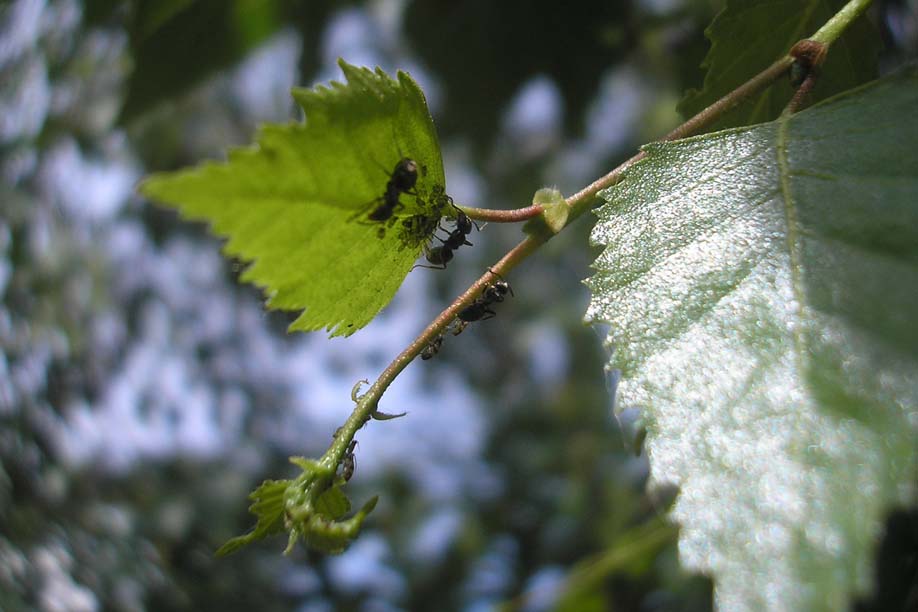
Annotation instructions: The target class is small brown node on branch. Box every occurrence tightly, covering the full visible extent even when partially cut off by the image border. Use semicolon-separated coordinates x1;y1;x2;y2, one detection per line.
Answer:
785;39;828;114
789;39;828;87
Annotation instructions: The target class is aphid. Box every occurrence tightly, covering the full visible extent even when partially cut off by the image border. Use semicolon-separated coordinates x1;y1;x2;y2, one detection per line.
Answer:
361;158;419;223
397;184;452;250
415;201;477;270
420;335;444;360
341;440;358;482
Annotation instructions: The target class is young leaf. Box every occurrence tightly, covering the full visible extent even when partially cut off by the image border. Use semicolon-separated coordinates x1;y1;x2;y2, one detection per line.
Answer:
141;60;446;336
220;455;377;555
679;0;880;133
586;67;918;610
216;478;289;556
301;496;379;555
523;187;569;237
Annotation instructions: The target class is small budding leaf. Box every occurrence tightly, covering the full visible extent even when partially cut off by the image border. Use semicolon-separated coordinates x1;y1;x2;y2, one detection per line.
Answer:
141;59;446;336
524;187;569;236
586;67;918;610
301;496;379;555
679;0;880;133
216;479;290;557
219;455;377;556
314;484;351;520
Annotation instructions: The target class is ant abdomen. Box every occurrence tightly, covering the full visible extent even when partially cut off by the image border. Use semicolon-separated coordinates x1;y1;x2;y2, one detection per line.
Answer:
413;201;478;271
455;273;513;329
354;157;420;225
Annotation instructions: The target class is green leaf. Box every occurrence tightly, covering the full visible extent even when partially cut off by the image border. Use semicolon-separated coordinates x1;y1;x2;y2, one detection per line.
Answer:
220;455;379;556
586;66;918;610
300;496;378;555
314;484;351;520
141;60;446;336
555;520;676;611
678;0;880;133
216;478;289;556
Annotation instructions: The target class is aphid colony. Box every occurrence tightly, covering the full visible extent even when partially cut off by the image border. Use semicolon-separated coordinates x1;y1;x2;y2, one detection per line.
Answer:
356;156;514;361
357;156;476;269
415;203;477;270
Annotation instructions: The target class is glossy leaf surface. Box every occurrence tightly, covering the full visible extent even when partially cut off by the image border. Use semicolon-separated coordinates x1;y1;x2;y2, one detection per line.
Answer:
587;67;918;610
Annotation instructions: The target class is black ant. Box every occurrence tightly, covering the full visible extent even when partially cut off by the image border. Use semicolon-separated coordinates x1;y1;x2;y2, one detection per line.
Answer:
420;335;443;360
354;158;419;224
341;439;358;482
453;271;513;334
414;202;477;270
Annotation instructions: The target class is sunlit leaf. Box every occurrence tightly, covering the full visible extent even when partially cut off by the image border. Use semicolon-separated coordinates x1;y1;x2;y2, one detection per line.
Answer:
141;60;446;336
678;0;879;133
587;67;918;609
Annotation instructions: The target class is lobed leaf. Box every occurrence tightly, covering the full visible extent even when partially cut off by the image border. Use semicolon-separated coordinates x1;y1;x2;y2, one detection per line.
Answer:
678;0;880;133
586;66;918;610
141;60;446;336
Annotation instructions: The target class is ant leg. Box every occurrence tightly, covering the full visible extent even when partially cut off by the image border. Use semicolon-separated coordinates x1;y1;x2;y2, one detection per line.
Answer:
479;308;497;321
411;262;447;271
349;197;382;222
411;246;447;271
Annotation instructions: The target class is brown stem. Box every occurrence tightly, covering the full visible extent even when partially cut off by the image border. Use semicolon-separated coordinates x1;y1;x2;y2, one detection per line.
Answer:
324;38;802;467
564;55;796;223
461;204;545;223
664;56;795;142
783;72;819;115
325;235;544;466
378;236;542;387
783;39;827;116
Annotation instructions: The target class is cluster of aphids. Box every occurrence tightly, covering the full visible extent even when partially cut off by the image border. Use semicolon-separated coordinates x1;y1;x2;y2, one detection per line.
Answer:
414;199;477;270
356;156;514;361
357;157;476;266
421;272;513;360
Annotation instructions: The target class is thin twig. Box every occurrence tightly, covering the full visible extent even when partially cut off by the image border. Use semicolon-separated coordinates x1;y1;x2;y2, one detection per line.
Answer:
336;49;802;458
565;55;795;223
318;2;870;487
783;72;819;115
460;204;544;223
